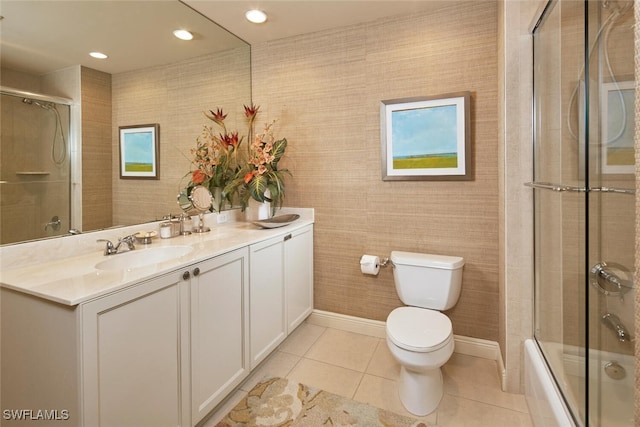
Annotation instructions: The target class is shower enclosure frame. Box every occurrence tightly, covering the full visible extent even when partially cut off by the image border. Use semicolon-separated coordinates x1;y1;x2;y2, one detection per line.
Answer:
529;0;635;426
0;86;79;244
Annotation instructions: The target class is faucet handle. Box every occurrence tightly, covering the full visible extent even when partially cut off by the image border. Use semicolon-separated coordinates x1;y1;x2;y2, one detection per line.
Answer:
179;213;192;236
96;239;115;255
119;234;137;250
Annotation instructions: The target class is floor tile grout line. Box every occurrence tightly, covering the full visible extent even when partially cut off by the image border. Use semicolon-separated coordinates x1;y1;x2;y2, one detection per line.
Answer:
362;337;383;374
297;324;328;357
350;370;367;400
442;390;532;415
277;323;328;358
295;355;367;398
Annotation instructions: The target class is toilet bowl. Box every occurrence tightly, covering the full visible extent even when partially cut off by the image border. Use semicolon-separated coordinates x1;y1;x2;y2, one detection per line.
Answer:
386;306;454;415
385;251;464;416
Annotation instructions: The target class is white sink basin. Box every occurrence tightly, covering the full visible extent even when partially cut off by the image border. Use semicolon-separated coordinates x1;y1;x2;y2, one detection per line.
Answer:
95;246;194;271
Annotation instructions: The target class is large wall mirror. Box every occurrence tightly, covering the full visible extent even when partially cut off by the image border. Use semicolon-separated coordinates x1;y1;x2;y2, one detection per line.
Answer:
0;1;251;245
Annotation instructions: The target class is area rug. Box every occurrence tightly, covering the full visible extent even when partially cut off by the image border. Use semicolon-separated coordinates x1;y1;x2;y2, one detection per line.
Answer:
215;377;431;427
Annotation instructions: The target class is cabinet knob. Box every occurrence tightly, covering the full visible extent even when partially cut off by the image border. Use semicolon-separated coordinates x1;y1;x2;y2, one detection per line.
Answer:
284;234;292;241
182;271;190;281
193;267;200;277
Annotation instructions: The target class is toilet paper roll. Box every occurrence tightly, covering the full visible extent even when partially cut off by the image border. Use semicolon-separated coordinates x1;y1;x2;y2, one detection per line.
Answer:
360;255;380;275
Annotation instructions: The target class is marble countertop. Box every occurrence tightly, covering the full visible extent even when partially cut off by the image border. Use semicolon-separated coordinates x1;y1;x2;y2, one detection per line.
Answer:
0;209;313;306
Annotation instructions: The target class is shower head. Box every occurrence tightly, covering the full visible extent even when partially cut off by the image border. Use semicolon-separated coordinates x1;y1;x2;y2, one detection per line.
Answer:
22;98;54;110
20;96;67;165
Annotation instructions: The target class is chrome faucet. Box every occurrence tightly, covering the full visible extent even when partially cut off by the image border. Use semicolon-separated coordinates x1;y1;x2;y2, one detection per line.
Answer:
602;313;631;343
97;235;136;256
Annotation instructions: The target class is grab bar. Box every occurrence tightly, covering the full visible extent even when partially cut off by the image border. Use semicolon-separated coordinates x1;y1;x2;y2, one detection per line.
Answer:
524;182;635;195
590;186;635;195
524;182;586;192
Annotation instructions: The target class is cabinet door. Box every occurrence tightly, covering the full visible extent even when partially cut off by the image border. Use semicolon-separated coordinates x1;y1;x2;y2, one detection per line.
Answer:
249;236;286;369
82;272;189;427
191;247;249;425
285;225;314;333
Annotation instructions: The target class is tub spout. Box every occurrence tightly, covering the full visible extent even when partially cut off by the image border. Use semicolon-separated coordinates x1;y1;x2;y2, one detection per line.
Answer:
601;313;631;342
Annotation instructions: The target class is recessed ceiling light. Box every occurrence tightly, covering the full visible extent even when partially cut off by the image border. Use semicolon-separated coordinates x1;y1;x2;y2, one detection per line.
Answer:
173;29;194;41
89;52;108;59
245;9;267;24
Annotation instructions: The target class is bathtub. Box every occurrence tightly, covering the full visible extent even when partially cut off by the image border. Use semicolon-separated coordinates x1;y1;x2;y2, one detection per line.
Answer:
524;339;575;426
524;339;634;427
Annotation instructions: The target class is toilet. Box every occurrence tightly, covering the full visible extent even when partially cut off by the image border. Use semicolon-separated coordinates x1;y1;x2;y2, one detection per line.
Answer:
386;250;464;416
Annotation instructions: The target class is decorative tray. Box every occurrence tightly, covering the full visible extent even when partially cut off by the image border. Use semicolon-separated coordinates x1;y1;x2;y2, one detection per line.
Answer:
134;230;157;244
252;214;300;229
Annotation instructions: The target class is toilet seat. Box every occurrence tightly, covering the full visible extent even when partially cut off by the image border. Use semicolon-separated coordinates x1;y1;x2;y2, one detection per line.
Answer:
386;306;453;353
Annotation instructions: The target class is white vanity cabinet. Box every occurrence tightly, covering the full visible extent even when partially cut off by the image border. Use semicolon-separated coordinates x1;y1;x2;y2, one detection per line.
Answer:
189;247;249;425
284;224;314;333
81;271;190;427
1;216;313;427
82;247;249;427
249;224;313;369
249;234;286;369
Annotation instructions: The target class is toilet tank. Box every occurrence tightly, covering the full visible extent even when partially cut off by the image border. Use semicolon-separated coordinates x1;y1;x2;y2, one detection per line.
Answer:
390;251;464;311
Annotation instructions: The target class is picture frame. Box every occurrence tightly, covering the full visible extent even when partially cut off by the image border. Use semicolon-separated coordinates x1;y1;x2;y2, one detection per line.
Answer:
600;81;634;175
380;92;471;181
119;124;159;179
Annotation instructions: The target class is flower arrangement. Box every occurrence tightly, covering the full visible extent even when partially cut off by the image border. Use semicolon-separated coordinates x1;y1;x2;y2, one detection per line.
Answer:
226;118;290;214
186;104;290;215
186;109;239;211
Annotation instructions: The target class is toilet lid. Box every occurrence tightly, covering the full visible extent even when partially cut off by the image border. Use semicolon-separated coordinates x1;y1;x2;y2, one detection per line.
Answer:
386;307;453;353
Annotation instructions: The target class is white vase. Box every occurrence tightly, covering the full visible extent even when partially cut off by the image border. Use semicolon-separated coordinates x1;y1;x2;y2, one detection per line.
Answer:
245;189;272;221
211;186;224;212
245;197;271;221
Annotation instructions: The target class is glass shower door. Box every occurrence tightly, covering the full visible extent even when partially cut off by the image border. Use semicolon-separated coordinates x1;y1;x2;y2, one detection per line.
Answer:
0;92;72;244
532;0;588;423
532;1;635;426
585;0;635;426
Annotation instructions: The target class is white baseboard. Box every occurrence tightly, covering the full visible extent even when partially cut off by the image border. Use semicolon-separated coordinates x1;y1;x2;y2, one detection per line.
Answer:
308;309;387;338
307;309;507;389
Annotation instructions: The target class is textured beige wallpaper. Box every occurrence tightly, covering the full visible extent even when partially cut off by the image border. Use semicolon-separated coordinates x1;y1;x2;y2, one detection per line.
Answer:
111;47;251;227
81;67;112;231
252;1;499;340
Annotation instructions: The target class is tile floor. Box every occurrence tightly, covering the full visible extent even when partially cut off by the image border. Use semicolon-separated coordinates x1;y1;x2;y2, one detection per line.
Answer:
203;321;533;426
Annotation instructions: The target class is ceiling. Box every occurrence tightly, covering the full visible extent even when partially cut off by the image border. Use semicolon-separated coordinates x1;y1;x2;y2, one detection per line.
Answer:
184;1;457;45
0;0;247;75
0;0;461;76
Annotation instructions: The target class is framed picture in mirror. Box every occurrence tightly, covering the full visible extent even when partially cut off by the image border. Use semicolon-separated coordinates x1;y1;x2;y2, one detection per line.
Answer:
601;81;634;175
119;124;160;179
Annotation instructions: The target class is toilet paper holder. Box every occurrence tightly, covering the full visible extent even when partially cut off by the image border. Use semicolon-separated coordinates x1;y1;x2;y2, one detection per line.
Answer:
359;255;393;276
359;255;393;270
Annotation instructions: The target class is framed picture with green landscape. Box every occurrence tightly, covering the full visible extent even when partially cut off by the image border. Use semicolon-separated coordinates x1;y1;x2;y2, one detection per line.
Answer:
119;124;159;179
601;80;634;175
381;92;471;181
